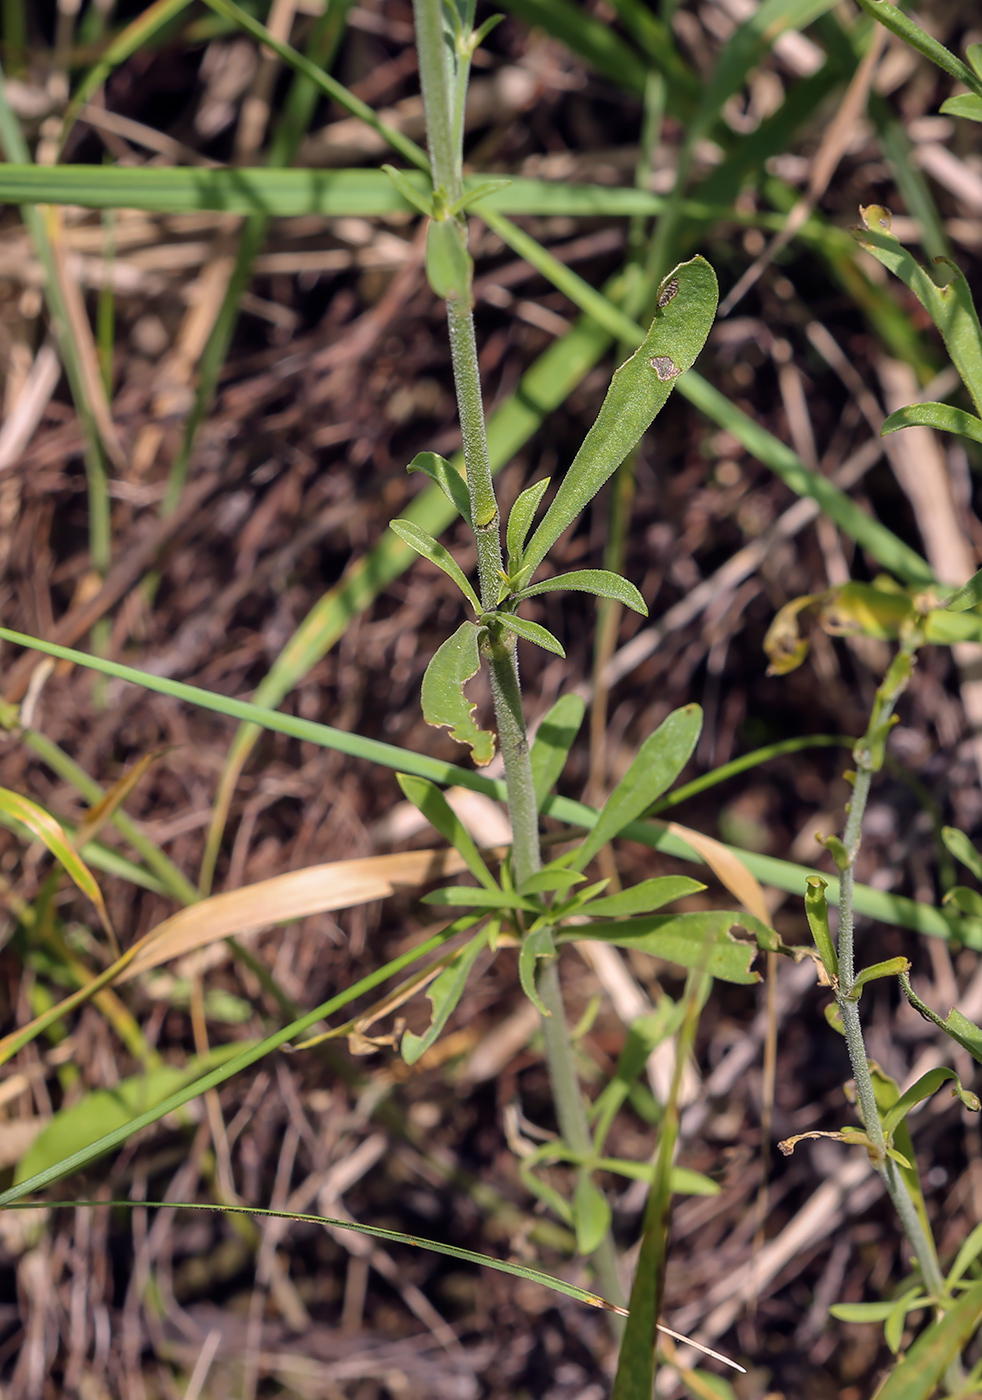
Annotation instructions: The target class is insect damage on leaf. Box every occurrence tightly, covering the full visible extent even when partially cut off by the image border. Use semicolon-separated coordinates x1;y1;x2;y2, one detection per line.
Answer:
650;355;682;381
420;621;495;766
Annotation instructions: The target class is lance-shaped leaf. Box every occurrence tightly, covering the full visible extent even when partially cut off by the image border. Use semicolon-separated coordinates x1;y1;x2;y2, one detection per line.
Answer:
407;451;472;525
852;205;982;417
941;92;982;123
944;568;982;614
518;925;556;1015
420;621;495;766
496;612;566;657
520;257;718;580
944;886;982;918
881;401;982;446
518;864;585;897
830;1291;929;1326
397;774;497;890
899;970;982;1065
947;1219;982;1289
389;519;480;612
581;876;705;919
571;705;702;871
942;824;982;880
381;163;434;217
881;1067;980;1140
421;886;537;911
530;693;585;809
573;1174;611;1256
401;928;488;1065
0;786;116;953
505;477;551;569
564;910;760;985
514;569;647;615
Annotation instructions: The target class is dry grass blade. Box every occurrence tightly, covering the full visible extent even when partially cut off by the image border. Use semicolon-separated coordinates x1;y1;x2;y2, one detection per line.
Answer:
73;751;162;850
119;848;471;981
664;820;773;928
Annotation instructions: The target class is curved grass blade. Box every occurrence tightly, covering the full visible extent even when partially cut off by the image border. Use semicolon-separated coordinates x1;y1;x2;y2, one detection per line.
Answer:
881;402;982;446
872;1281;982;1400
852;0;982;101
0;786;116;953
6;1198;628;1318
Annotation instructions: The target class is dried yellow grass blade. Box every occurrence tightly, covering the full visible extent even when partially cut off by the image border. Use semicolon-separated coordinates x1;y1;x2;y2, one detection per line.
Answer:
119;848;470;981
665;820;773;928
0;785;117;952
74;752;160;850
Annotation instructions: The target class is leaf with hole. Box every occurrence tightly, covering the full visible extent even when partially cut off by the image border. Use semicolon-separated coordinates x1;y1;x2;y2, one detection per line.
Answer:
420;622;495;766
530;693;585;809
521;257;719;580
572;705;702;871
407;451;472;525
401;929;489;1066
514;569;647;615
566;910;760;985
389;519;480;612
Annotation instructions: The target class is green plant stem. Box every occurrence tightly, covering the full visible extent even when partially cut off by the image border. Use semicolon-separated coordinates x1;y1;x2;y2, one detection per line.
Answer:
834;642;946;1303
539;957;625;1313
413;0;458;199
445;296;502;600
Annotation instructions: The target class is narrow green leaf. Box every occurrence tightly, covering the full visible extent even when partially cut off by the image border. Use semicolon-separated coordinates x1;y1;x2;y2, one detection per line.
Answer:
899;971;982;1067
381;163;434;217
881;1067;980;1139
420;621;496;766
407;451;472;525
565;911;760;985
420;886;535;910
495;612;566;657
452;176;512;214
572;705;702;870
583;876;705;919
847;956;910;999
881;401;982;446
946;1220;982;1289
852;0;982;100
944;570;982;614
942;826;982;881
944;886;982;918
15;1044;249;1183
522;258;719;579
519;925;556;1015
515;569;647;615
885;1291;912;1354
505;477;551;569
425;217;473;301
853;206;982;417
830;1297;928;1325
396;774;497;890
573;1174;612;1255
401;929;489;1065
529;694;585;809
873;1281;982;1400
389;519;480;612
941;93;982;123
518;866;585;896
804;876;838;982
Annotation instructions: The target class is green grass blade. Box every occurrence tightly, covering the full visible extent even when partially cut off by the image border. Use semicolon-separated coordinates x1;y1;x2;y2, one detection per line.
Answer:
852;0;982;101
0;924;460;1205
201;0;429;171
646;735;853;814
872;1281;982;1400
3;1198;625;1317
1;626;971;947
